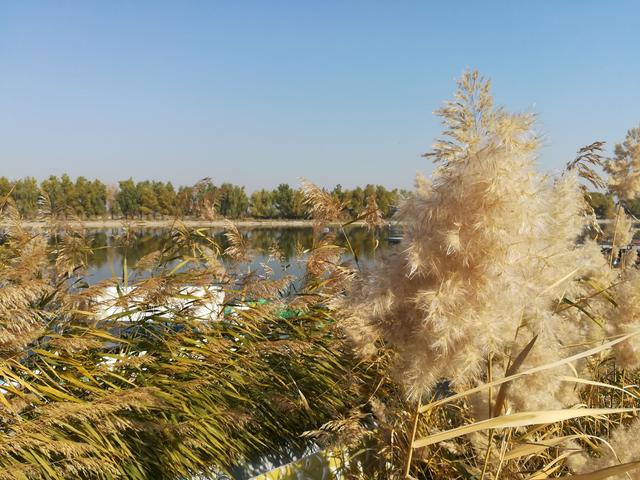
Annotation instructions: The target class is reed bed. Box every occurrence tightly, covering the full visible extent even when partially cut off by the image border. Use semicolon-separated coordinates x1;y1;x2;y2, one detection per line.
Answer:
1;71;640;479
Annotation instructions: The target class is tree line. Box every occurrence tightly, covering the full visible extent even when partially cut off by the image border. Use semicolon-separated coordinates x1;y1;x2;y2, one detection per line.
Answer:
0;174;409;220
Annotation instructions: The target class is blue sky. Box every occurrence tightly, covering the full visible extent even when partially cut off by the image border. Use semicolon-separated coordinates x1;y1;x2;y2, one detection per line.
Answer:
0;1;638;191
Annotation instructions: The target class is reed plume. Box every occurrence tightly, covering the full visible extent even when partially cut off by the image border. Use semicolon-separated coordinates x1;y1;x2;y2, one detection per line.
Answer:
331;72;640;479
340;71;598;408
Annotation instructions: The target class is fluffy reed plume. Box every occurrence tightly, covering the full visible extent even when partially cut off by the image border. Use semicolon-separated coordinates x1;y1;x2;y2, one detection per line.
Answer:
340;71;599;405
301;179;343;225
305;237;345;277
223;219;249;262
604;268;640;369
329;71;640;479
362;192;385;231
189;177;218;220
605;207;634;258
570;418;640;479
300;180;357;286
566;141;607;191
0;199;52;352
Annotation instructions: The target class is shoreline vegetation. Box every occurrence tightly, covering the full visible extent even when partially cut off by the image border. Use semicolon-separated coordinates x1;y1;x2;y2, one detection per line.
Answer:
0;218;377;228
0;173;627;229
0;176;410;221
0;217;626;230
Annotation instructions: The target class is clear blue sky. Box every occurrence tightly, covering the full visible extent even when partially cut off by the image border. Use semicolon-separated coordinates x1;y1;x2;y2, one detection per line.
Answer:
0;1;638;191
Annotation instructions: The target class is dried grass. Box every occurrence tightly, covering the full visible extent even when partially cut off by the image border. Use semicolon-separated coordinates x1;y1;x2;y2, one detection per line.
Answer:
1;70;640;480
333;71;640;479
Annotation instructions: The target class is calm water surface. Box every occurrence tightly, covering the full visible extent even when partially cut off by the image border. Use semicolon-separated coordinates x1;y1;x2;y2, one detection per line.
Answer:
81;226;394;283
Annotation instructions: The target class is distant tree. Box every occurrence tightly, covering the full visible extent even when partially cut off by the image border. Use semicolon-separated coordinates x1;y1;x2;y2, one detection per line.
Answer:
175;180;219;218
106;184;121;219
291;188;307;219
117;179;139;218
61;174;77;213
41;176;64;214
39;173;91;217
89;179;108;217
219;183;249;218
175;186;193;217
332;184;343;201
250;189;278;218
74;176;91;217
137;181;160;218
273;184;294;218
346;186;366;217
625;196;640;219
12;177;39;218
1;175;411;221
273;183;310;218
375;185;395;218
586;191;615;218
67;176;106;218
73;177;104;218
0;177;13;204
153;181;177;216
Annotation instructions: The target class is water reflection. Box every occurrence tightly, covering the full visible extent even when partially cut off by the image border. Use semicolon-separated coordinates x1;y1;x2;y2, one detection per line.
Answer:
76;227;390;282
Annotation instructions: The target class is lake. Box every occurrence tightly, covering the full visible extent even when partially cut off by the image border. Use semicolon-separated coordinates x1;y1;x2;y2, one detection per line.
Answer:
79;226;396;283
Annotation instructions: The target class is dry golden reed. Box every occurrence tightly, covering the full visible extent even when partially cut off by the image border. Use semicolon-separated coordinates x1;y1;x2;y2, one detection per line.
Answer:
336;71;640;478
3;69;640;480
341;71;597;404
